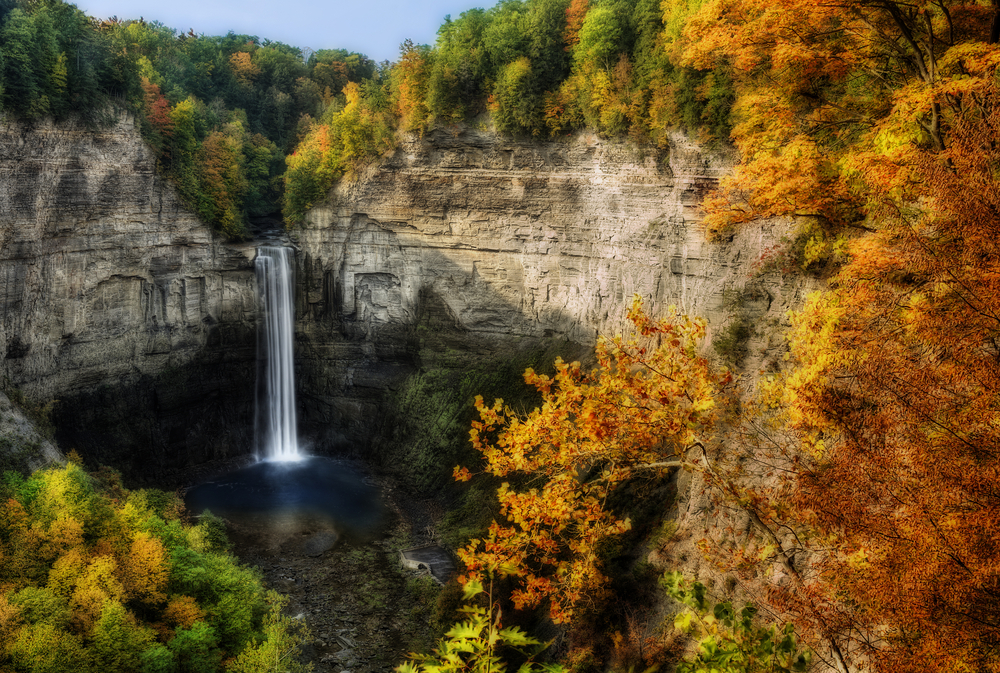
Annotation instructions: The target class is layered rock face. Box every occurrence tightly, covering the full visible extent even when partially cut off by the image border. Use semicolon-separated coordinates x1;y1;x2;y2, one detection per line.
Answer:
295;127;806;448
0;116;806;476
0;115;258;476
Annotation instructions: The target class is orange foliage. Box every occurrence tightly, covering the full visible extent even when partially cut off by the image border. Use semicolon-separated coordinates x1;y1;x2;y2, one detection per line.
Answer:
141;78;173;140
680;0;1000;236
198;127;248;238
781;86;1000;673
564;0;588;49
121;532;169;606
457;296;729;622
165;595;204;629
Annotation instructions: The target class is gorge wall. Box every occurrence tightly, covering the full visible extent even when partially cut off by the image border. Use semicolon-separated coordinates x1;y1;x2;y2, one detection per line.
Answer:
0;115;807;479
0;115;258;477
294;126;807;451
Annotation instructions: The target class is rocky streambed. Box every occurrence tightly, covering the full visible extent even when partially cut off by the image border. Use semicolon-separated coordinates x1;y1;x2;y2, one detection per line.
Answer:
219;465;458;673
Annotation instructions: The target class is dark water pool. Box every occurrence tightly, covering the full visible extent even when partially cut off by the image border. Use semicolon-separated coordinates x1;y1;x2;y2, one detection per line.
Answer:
184;456;384;537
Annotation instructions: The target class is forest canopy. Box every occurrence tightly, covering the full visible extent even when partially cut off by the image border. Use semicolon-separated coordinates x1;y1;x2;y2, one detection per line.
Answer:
0;0;738;232
0;461;309;672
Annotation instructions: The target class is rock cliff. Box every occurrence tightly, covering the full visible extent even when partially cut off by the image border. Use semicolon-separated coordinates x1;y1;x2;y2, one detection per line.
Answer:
295;126;807;449
0;115;257;476
0;116;807;478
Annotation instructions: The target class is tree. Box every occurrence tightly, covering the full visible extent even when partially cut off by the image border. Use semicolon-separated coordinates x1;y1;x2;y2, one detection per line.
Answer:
122;532;169;606
490;57;544;135
197;124;249;238
0;464;307;671
168;622;223;673
91;601;155;672
769;80;1000;673
7;622;90;673
397;579;565;673
392;39;434;132
456;296;729;623
678;0;1000;235
0;8;55;117
574;5;624;72
563;0;588;49
226;593;312;673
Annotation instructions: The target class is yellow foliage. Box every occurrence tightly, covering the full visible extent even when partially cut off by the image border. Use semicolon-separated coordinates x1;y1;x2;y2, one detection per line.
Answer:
70;556;124;633
8;622;89;673
47;546;88;598
229;51;261;86
40;515;84;560
121;533;168;606
34;462;93;524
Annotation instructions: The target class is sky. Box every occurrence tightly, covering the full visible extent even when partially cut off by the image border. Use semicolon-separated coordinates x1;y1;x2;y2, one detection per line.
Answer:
76;0;499;63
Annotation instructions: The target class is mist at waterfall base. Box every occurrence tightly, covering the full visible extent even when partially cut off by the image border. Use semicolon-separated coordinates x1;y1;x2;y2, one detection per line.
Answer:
185;246;383;539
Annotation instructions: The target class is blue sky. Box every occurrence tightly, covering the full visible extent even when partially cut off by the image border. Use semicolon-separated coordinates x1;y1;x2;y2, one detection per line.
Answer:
76;0;498;63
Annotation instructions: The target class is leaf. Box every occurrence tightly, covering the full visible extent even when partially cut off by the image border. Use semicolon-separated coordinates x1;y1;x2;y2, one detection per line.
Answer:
461;579;484;601
499;626;538;648
445;621;481;641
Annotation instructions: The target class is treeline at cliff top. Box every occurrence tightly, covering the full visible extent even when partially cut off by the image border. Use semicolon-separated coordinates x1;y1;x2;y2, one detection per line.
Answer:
1;0;732;234
6;0;995;240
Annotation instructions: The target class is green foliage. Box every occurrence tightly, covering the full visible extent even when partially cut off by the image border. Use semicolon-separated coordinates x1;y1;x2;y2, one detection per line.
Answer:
9;587;71;629
8;622;91;673
0;463;307;673
226;596;312;673
373;344;568;496
662;572;812;673
169;622;223;673
91;600;155;672
575;6;624;71
429;9;492;121
397;579;565;673
491;57;543;135
141;644;179;673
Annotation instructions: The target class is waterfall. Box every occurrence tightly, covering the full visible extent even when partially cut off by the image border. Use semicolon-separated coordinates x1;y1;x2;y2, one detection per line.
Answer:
255;246;300;461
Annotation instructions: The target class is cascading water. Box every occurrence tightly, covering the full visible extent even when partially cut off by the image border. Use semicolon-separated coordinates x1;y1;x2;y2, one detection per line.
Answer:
255;245;300;461
184;244;383;539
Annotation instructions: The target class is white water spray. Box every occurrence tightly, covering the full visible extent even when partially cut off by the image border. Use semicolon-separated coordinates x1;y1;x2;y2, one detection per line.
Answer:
255;246;300;462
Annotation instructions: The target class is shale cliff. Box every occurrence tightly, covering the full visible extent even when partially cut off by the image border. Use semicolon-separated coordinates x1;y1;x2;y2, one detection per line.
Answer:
0;116;806;478
0;115;258;476
295;126;807;450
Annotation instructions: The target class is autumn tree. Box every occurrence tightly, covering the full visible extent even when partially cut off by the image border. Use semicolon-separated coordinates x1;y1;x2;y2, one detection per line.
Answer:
197;123;250;238
763;80;1000;673
0;464;307;672
284;80;395;224
679;0;1000;235
456;296;729;623
392;39;434;132
563;0;588;49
